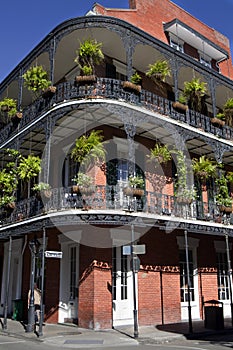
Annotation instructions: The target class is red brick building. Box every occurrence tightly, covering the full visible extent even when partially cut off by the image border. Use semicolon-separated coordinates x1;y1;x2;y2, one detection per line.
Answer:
0;0;233;333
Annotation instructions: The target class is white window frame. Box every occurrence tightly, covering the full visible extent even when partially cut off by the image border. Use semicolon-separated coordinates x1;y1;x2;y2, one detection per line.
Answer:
169;34;184;53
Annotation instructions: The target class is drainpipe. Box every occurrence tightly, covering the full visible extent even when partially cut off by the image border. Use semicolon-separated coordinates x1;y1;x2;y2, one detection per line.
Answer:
3;236;12;330
184;229;193;333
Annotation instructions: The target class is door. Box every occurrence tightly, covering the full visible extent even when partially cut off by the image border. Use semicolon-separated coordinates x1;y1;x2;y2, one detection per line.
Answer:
179;249;200;320
112;246;135;327
58;236;79;324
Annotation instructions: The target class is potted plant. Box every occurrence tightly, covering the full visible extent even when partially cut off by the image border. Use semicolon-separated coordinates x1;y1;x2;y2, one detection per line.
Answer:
211;112;225;127
71;130;106;171
215;173;232;213
174;151;196;204
0;194;16;211
72;173;95;194
223;97;233;127
146;59;171;83
122;71;142;94
23;65;56;99
183;77;207;113
123;175;145;197
192;156;218;184
172;94;188;112
147;143;171;166
32;182;51;200
17;154;41;199
74;39;104;84
0;97;22;122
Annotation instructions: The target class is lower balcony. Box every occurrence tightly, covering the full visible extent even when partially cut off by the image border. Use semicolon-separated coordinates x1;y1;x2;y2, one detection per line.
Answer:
0;185;231;228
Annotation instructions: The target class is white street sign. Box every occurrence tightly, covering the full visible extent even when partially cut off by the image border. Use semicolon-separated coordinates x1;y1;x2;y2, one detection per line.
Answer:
122;244;146;255
45;251;63;259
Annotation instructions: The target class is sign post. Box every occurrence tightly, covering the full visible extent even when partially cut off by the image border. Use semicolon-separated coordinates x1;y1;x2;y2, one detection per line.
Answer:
129;225;146;339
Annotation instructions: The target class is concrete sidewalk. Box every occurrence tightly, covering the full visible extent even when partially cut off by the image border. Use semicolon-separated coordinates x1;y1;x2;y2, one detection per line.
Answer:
1;318;233;348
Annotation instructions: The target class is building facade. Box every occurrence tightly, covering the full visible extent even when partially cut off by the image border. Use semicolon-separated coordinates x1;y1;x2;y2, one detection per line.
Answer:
0;0;233;331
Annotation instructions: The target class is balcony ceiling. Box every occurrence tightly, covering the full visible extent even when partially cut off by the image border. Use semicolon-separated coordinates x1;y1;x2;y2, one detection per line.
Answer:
14;100;233;167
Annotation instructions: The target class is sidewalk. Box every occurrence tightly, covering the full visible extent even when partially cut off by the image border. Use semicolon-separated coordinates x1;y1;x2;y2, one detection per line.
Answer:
1;318;233;348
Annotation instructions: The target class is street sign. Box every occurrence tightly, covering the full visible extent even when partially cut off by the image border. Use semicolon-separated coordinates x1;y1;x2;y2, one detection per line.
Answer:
45;251;63;259
122;244;146;255
131;256;140;272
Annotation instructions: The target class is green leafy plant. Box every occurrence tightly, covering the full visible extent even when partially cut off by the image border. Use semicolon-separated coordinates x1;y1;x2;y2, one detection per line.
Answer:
23;65;52;97
32;182;51;192
74;39;104;76
147;144;171;166
0;97;17;117
71;130;106;172
215;173;232;209
17;154;41;198
174;151;196;203
130;71;142;85
223;98;233;127
146;59;171;83
192;156;218;182
128;175;144;189
0;195;16;209
72;173;94;187
178;94;187;105
183;77;207;113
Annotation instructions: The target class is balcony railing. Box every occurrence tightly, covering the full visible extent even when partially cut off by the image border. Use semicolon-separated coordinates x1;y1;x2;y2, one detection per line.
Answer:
1;78;233;146
0;185;228;228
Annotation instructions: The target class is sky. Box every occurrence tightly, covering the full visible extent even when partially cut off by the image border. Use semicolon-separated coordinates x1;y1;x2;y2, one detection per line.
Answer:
0;0;232;83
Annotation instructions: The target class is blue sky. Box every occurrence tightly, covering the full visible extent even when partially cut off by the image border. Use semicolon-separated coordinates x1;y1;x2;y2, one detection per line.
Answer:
0;0;232;83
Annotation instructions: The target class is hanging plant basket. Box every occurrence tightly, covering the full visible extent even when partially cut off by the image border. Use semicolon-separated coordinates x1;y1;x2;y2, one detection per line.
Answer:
75;75;97;85
5;202;16;210
176;197;193;205
172;101;188;112
78;185;95;195
218;205;233;214
42;86;57;99
123;187;144;197
211;117;225;127
122;81;141;93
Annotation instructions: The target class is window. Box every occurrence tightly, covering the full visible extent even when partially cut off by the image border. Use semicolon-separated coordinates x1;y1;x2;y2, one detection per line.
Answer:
199;55;212;68
112;246;129;301
170;38;184;53
179;249;195;302
217;252;230;300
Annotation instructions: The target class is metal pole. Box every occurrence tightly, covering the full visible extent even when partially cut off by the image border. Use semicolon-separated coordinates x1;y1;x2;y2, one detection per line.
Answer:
131;224;139;338
225;234;233;326
38;226;46;336
184;230;193;334
3;237;12;330
26;241;36;332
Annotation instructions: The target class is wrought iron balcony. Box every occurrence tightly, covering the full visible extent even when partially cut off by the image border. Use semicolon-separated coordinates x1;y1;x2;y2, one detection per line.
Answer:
0;185;229;228
1;78;233;146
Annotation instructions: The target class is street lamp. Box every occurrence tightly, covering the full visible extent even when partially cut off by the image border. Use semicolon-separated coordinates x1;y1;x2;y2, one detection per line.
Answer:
26;237;40;333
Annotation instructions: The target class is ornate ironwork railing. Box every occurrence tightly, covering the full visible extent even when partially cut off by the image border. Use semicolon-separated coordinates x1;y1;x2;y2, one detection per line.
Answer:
0;185;227;228
1;78;233;145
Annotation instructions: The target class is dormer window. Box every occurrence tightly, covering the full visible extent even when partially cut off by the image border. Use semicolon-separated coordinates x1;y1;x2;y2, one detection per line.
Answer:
170;39;184;52
199;53;212;68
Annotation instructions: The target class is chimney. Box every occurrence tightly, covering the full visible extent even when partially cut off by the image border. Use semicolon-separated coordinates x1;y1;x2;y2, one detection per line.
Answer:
129;0;136;9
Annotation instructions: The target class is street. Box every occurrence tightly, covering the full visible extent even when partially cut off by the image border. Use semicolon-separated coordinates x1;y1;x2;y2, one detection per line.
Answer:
1;333;233;350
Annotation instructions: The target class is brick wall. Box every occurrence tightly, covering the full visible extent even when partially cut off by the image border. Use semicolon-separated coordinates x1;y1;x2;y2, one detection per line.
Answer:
94;0;233;79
